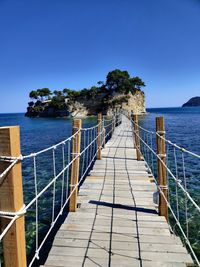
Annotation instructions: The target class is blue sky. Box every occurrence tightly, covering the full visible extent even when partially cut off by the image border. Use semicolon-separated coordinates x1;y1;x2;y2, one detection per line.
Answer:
0;0;200;112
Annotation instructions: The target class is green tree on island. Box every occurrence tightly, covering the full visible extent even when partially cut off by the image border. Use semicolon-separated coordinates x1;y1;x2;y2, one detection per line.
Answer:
40;88;51;99
29;90;38;100
29;88;51;101
105;69;145;94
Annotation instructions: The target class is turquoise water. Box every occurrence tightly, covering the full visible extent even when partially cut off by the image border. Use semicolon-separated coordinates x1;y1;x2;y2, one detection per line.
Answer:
0;108;199;263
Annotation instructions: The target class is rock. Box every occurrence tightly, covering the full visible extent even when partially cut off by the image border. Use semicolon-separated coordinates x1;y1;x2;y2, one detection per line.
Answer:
121;91;146;114
182;97;200;107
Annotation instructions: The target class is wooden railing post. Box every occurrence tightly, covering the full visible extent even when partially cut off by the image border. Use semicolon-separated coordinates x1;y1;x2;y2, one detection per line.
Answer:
112;115;115;134
111;115;114;136
131;112;136;149
0;126;27;267
156;117;168;220
97;113;102;160
69;119;82;212
133;114;141;161
102;116;106;148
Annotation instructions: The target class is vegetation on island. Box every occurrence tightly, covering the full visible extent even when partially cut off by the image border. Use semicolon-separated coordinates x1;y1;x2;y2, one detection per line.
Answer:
26;69;145;117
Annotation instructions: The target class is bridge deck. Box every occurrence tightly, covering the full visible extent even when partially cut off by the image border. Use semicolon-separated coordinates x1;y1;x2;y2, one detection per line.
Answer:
42;116;193;267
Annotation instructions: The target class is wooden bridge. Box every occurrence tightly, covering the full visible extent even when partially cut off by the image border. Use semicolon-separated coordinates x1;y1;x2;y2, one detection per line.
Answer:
42;115;193;267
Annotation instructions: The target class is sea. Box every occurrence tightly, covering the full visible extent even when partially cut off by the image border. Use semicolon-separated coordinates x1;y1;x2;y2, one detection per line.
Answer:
0;107;199;263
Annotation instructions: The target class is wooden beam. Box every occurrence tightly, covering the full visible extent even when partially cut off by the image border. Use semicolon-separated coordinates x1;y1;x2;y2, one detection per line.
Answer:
133;115;141;161
97;113;102;160
156;117;168;220
0;126;27;267
131;113;136;149
69;119;82;212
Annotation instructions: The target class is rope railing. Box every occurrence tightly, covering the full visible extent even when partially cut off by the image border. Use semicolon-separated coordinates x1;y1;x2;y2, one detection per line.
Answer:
0;113;122;267
156;132;200;159
129;114;200;266
1;111;198;265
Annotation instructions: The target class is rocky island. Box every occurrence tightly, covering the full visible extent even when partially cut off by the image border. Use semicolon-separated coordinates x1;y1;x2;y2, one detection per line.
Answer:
25;69;146;117
182;97;200;107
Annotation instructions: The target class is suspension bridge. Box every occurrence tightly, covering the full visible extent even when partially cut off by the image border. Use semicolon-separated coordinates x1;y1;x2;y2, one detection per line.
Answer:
0;112;199;267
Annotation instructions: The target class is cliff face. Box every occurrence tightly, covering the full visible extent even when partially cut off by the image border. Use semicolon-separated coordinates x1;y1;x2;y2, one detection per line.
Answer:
182;97;200;107
25;90;146;118
121;91;145;114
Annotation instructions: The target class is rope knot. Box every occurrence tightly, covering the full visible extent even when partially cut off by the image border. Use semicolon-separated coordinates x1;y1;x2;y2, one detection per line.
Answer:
35;250;40;260
159;185;168;190
157;130;166;134
18;154;24;161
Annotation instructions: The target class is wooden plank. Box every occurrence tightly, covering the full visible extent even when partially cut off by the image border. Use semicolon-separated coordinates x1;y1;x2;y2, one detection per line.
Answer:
52;238;187;254
43;255;188;267
55;230;182;245
48;246;193;264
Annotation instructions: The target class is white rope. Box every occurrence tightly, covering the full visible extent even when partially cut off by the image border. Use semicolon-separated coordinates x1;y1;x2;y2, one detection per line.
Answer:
0;121;102;163
130;116;200;160
4;112;199;266
23;129;81;159
33;156;39;259
158;183;200;266
128;114;199;259
165;142;171;206
52;147;56;224
174;146;180;222
182;151;189;239
104;121;114;128
131;119;155;134
0;204;26;218
129;117;200;210
66;140;70;203
0;205;26;242
150;134;155;175
134;129;200;212
89;128;92;163
28;128;105;266
0;158;19;184
1;116;121;266
156;132;200;159
60;143;65;211
81;122;101;131
103;118;114;122
81;131;86;179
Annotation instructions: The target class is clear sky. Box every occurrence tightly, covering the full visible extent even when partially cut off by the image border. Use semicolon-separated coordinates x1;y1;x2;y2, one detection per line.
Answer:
0;0;200;112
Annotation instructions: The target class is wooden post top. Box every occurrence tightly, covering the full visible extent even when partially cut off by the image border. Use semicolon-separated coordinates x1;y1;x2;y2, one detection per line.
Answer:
72;119;82;135
156;117;165;131
73;119;82;127
98;113;102;120
0;126;21;157
133;114;138;122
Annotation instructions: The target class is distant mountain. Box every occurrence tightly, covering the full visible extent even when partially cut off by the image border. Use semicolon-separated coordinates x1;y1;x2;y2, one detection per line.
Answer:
182;97;200;107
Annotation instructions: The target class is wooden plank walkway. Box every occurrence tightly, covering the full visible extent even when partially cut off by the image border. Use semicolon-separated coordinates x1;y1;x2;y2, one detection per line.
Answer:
42;115;193;267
